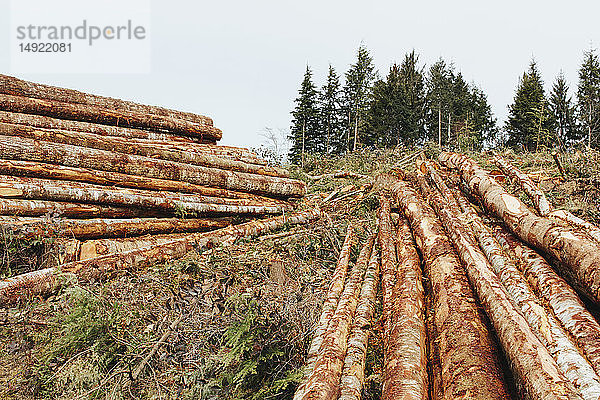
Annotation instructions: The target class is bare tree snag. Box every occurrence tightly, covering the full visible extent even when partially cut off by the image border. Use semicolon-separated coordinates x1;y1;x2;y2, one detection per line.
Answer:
0;206;322;304
339;243;379;400
440;151;600;304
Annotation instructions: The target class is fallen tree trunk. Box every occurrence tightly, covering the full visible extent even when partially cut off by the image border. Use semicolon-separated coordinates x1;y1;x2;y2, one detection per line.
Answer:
77;233;191;260
1;216;231;240
383;174;512;399
549;209;600;244
0;94;222;141
415;166;582;399
338;242;379;400
0;206;322;304
301;234;374;400
0;135;305;198
293;225;355;400
378;196;396;327
0;123;288;177
0;175;290;216
382;217;427;400
0;74;213;126
439;151;600;304
0;198;160;218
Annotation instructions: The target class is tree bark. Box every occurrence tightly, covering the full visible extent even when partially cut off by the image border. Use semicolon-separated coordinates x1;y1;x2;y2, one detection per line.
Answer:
0;74;213;126
439;151;600;304
0;198;160;218
0;206;322;304
0;135;305;198
0;94;222;141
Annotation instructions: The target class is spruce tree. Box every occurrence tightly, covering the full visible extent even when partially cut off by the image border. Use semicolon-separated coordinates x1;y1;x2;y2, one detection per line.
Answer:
343;45;377;152
505;60;553;151
550;72;580;148
425;59;453;145
577;48;600;148
366;64;404;147
319;65;344;154
397;50;427;146
288;66;320;165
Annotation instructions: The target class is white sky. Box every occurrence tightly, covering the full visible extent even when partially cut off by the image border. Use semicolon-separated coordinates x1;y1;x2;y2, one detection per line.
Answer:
1;0;599;149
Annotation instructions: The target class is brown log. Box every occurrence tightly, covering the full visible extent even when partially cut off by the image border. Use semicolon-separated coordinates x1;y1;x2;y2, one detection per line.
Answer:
0;122;287;177
0;206;322;304
338;242;379;400
0;74;213;126
77;233;190;260
0;175;289;216
0;159;282;202
382;217;427;400
0;198;160;219
439;151;600;304
293;226;355;400
383;174;512;399
1;216;230;240
0;135;305;198
378;196;396;327
549;209;600;244
0;93;222;141
415;166;582;399
301;234;374;400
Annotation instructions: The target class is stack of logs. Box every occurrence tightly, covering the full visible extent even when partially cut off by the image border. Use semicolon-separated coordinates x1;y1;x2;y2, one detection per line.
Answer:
0;75;309;299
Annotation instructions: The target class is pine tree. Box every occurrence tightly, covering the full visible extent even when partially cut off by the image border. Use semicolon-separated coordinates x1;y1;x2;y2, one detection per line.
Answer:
288;66;320;165
505;60;553;151
550;72;580;148
319;65;344;154
343;45;377;152
397;50;427;146
577;48;600;148
366;64;404;147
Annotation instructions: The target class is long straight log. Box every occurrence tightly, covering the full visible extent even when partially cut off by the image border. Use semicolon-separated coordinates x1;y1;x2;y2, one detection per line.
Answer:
378;196;396;326
0;135;305;198
1;216;230;240
301;234;374;400
294;226;355;400
415;167;582;399
427;165;600;399
439;151;600;304
338;243;379;400
0;94;222;141
0;123;287;177
495;226;600;376
0;74;213;126
77;233;191;260
383;175;512;399
0;175;289;216
0;206;322;304
382;217;427;400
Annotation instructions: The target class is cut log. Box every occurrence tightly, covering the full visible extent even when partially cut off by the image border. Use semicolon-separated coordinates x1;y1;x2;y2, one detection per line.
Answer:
0;135;305;198
77;233;191;260
301;234;374;400
293;225;355;400
0;175;290;216
1;216;230;240
338;242;379;400
0;74;213;126
0;122;288;177
0;206;322;304
439;151;600;304
382;174;512;399
415;166;582;399
0;94;222;141
378;196;396;326
382;217;427;400
549;209;600;244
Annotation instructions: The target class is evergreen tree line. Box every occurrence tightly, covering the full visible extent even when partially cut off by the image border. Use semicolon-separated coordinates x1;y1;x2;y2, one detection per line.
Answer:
289;46;600;163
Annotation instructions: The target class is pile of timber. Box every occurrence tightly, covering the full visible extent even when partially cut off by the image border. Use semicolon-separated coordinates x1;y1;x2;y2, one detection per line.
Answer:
0;75;309;297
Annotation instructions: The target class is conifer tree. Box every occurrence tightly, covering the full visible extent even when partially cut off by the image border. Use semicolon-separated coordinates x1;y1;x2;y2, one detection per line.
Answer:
288;66;320;165
577;48;600;148
425;59;453;145
366;64;404;147
319;65;344;154
397;50;427;146
550;72;580;148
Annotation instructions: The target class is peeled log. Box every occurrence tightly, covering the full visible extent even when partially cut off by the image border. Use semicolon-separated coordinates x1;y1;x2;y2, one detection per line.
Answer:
383;175;511;399
382;218;427;400
0;206;322;304
0;94;222;141
0;122;288;177
495;226;600;376
0;175;290;216
338;243;379;400
439;151;600;304
294;226;355;400
416;167;582;399
301;234;374;400
0;135;305;198
1;216;230;240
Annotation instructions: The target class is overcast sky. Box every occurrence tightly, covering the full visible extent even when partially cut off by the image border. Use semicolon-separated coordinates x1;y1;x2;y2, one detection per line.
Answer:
1;0;599;149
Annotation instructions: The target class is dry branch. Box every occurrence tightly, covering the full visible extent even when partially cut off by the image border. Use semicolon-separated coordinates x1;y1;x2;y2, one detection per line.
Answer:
307;171;370;181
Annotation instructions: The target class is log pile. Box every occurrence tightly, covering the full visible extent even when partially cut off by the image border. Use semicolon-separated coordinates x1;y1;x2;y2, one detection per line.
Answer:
0;75;310;302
